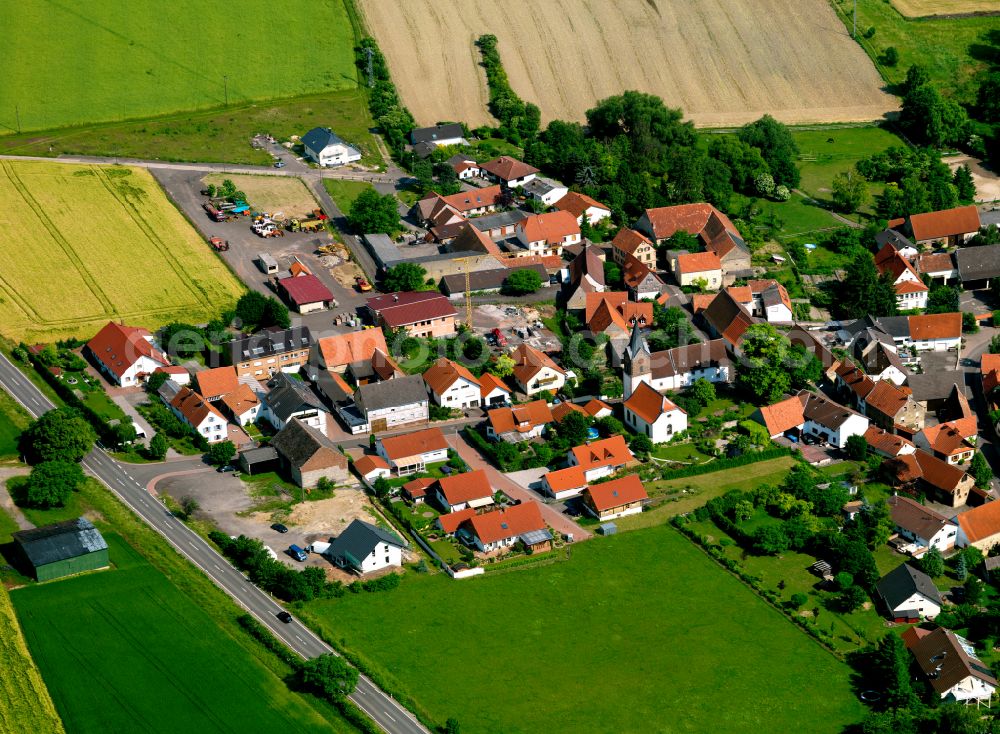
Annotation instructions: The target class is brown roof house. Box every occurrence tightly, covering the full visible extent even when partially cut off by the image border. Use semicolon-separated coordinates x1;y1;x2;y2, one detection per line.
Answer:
887;495;957;552
956;500;1000;552
888;449;975;507
611;228;656;268
271;418;349;488
487;400;553;442
510;343;567;397
889;205;980;247
564;242;606;311
908;627;998;705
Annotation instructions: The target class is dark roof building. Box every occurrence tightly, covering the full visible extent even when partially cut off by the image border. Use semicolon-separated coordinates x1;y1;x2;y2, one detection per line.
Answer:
264;373;327;424
410;123;465;146
237;446;280;475
355;375;428;415
13;518;109;581
875;563;943;620
440;264;548;297
271;419;348;488
228;327;312;366
325;519;406;574
956;244;1000;286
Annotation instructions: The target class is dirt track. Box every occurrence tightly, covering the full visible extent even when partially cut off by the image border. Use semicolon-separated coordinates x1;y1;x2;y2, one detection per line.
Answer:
359;0;898;128
890;0;1000;18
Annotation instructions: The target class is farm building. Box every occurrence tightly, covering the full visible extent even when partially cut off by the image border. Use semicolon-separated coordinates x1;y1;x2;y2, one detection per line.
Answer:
13;518;109;582
440;264;548;299
301;127;361;167
888;205;980;247
271;418;349;489
277;274;335;314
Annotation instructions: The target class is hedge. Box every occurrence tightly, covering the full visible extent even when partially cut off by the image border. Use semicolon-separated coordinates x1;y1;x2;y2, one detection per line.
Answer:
476;34;540;144
24;351;116;445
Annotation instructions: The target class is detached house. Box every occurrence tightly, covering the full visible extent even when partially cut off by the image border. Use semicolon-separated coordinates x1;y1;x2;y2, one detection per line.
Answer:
889;449;975;507
375;426;449;476
555;191;611;226
271;419;349;488
523;177;569;206
366;291;457;339
582;474;648;521
86;321;170;387
301;127;361;167
874;243;929;311
219;384;260;427
752;391;868;449
352;375;429;434
889;205;980;247
908;628;998;706
313;330;401;385
585;292;653;340
955;500;1000;552
622;254;666;301
915;423;976;465
325;519;406;575
515;211;581;257
700;290;756;354
887;495;957;552
725;280;793;323
433;469;495;512
611;228;656;269
410;123;466;148
457;501;550;554
422;358;480;409
542;435;634;500
195;366;239;402
671;251;723;290
260;373;329;436
479;373;512;408
876;563;942;622
479;156;539;188
162;384;228;444
510;343;567;396
622;381;687;444
487;400;553;443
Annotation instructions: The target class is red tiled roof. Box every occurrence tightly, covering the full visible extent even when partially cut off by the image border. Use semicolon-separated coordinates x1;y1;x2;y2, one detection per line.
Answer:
956;501;1000;543
908;312;962;341
170;386;225;427
583;399;612;417
920;423;973;458
755;394;807;436
316;330;390;370
423;358;479;396
479;156;539;181
642;203;739;243
895;279;929;294
488;400;552;435
516;210;580;245
611;228;654;256
436;469;493;505
675;250;722;275
438;507;476;534
278;274;334;305
585;474;648;512
196;366;239;398
439;185;502;213
865;380;910;418
915;252;956;275
894;450;970;493
379;427;448;461
479;373;511;399
556;191;610;220
552;401;588;422
907;205;980;242
85;321;169;378
368;291;457;328
511;343;564;385
354;454;389;477
220;383;258;416
864;426;914;457
571;435;633;471
623;381;683;425
402;476;435;500
584;292;653;334
544;466;587;492
464;501;545;544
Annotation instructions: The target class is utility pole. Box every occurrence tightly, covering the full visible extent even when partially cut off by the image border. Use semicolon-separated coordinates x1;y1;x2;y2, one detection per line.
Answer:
224;75;229;106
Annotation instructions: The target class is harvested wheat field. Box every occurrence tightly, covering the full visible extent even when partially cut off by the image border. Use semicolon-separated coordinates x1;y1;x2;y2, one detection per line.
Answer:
890;0;1000;17
0;160;244;342
359;0;898;128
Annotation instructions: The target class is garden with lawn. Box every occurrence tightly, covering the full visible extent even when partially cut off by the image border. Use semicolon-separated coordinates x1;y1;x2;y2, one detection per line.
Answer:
0;388;29;459
301;523;865;734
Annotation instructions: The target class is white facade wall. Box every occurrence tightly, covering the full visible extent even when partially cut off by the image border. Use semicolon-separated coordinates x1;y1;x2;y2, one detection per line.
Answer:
624;406;688;444
890;592;941;620
112;353;166;387
358;542;402;574
307;143;362;167
803;413;869;449
519;366;565;396
432;378;481;409
366;400;429;430
895;522;957;551
264;406;327;437
581;206;611;225
764;303;794;323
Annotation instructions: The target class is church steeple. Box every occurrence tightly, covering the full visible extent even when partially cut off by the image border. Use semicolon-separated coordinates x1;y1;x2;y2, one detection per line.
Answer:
623;323;651;398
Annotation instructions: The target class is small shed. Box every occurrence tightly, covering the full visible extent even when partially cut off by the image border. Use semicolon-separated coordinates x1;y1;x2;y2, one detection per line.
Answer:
13;518;109;582
257;252;279;274
599;522;617;536
238;446;279;476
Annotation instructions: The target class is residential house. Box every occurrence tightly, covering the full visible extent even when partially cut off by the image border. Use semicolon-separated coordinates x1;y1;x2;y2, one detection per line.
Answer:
410;123;466;148
375;426;449;476
983;354;1000;431
422;358;481;409
260;373;329;436
542;465;590;500
227;327;312;379
436;507;476;536
611;228;656;268
851;340;908;386
515;211;581;258
479;373;512;408
915;251;958;284
403;477;435;505
551;401;588;423
313;330;401;385
415;186;502;226
889;205;980;247
85;321;170;387
523;177;569;206
479;156;539;188
915;423;976;466
555;191;611;226
887;495;958;551
622;327;731;398
876;563;943;622
163;385;228;443
567;435;634;481
301;127;361;167
448;155;481;180
348;375;429;434
874;243;929;311
955;501;1000;552
622;381;687;444
636;203;751;284
582;474;648;520
271;419;349;488
195;366;239;402
875;228;919;259
510;343;566;396
725;280;794;323
622;254;666;301
956;244;1000;290
366;291;457;339
457;502;550;554
563;243;606;311
908;628;998;705
353;455;391;483
671;251;723;290
889;449;975;507
862;378;926;434
752;391;868;448
432;469;495;512
863;426;917;459
325;520;405;575
841;313;962;354
219;384;260;426
487;400;553;442
277;274;335;314
585;292;653;340
700;290;756;354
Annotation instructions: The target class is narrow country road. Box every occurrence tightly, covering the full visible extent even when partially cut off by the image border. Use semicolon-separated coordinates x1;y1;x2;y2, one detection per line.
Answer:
0;352;427;734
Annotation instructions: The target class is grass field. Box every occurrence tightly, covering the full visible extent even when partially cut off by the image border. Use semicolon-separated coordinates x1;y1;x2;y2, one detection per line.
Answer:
303;523;864;733
1;1;359;134
0;586;63;734
890;0;1000;18
323;179;375;214
0;160;244;342
0;89;380;167
12;535;345;734
0;388;30;459
360;0;896;127
203;173;321;219
831;0;1000;104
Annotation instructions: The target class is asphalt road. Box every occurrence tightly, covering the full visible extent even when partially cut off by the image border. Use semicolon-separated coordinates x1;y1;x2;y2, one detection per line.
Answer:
0;352;426;734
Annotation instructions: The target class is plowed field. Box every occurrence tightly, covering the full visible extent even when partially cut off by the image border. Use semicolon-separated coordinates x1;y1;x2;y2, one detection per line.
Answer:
359;0;897;127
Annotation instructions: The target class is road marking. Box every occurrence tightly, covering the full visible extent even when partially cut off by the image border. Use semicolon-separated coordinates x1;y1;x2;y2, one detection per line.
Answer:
213;564;222;571
384;713;396;723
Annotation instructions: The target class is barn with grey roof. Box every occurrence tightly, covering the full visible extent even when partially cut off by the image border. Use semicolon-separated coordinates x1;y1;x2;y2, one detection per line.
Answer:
14;518;109;581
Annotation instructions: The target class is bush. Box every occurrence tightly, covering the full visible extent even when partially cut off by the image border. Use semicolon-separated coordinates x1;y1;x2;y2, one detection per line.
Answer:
502;269;543;295
789;592;808;609
22;460;84;508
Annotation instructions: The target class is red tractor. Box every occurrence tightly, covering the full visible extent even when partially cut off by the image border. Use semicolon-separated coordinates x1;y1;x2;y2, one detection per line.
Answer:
209;237;230;251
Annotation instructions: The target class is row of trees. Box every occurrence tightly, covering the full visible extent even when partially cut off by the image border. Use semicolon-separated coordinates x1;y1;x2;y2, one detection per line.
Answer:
476;35;540;145
17;408;96;508
355;38;415;158
856;145;975;220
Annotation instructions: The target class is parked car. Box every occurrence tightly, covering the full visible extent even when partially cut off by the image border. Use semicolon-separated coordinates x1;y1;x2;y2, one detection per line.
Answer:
491;327;507;347
277;611;293;623
271;523;289;534
217;464;236;473
288;544;308;562
273;160;286;168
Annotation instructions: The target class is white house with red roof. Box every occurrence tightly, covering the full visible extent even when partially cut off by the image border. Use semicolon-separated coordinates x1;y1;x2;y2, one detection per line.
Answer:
555;191;611;226
457;501;550;553
85;321;171;387
161;383;228;443
376;427;450;475
479;156;539;188
432;469;495;513
422;358;481;409
515;211;581;257
510;343;567;396
622;381;687;444
875;243;929;311
582;474;648;520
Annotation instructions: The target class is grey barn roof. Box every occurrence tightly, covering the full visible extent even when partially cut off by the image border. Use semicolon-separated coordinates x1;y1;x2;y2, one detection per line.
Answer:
875;228;915;252
327;519;406;568
271;419;339;468
956;245;1000;282
410;123;465;146
440;264;548;296
265;372;326;422
468;210;527;232
355;375;427;414
239;446;279;464
876;562;942;610
302;127;347;152
906;371;968;403
14;518;107;567
229;327;312;364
